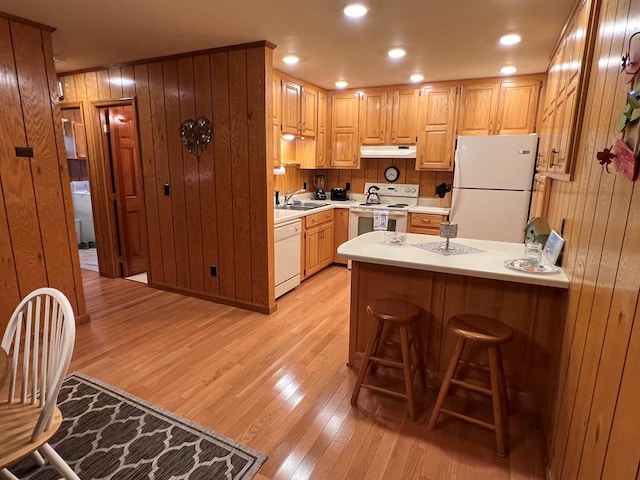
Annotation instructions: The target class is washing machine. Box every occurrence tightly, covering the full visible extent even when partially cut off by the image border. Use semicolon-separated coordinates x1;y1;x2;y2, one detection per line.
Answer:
70;181;95;244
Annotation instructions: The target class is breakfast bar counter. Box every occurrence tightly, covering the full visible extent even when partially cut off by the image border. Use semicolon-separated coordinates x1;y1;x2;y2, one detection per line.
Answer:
338;231;569;422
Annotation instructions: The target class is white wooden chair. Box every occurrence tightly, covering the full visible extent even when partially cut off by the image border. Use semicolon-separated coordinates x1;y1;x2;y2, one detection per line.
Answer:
0;288;80;480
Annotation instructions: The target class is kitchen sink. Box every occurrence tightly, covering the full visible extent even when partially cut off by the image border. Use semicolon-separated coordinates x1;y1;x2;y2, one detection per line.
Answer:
275;203;329;211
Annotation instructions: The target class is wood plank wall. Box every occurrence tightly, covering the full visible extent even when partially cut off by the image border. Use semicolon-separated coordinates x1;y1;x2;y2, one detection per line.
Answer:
543;0;640;478
0;14;87;332
59;42;276;313
274;161;453;200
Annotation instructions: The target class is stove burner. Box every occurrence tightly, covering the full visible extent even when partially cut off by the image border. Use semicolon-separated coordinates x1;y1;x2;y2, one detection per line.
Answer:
360;203;380;206
387;203;409;208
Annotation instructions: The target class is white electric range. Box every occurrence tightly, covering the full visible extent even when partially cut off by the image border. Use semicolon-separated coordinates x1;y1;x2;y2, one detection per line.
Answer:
348;183;419;240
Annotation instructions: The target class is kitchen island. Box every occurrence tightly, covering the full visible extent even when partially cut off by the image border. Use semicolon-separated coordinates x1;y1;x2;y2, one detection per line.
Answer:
338;231;569;422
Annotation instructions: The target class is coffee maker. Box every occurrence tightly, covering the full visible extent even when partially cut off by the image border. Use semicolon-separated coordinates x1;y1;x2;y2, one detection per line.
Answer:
313;175;326;200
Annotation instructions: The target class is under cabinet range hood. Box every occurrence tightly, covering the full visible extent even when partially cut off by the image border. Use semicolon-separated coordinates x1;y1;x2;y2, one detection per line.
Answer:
360;145;417;159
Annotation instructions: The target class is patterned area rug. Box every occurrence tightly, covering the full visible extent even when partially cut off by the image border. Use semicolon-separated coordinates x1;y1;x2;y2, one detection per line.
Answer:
9;373;267;479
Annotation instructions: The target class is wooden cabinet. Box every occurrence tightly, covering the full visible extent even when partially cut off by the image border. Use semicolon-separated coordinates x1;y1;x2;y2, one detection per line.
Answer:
272;71;282;167
302;210;334;279
281;76;317;138
359;90;388;145
457;83;500;136
416;85;457;171
281;78;301;136
390;88;419;144
359;87;419;145
538;0;594;179
495;80;541;135
301;84;317;137
333;208;349;265
529;174;551;219
330;92;360;168
316;90;328;168
457;80;540;137
408;213;447;235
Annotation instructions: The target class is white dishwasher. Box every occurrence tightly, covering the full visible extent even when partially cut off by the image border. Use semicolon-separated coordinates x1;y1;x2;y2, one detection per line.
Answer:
275;219;301;298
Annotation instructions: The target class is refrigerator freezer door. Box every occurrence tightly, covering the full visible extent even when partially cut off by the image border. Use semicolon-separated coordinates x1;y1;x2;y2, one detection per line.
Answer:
450;188;531;243
454;135;538;190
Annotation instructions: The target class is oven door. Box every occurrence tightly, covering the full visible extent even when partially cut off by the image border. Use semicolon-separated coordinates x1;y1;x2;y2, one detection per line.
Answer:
348;208;408;240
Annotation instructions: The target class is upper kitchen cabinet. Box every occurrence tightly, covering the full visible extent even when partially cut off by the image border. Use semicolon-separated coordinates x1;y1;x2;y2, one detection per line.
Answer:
457;79;541;136
330;92;360;168
301;84;317;137
390;88;420;144
359;87;419;145
494;80;542;135
316;90;328;168
359;89;388;145
456;83;499;136
538;0;596;180
272;71;282;167
281;77;301;136
280;75;317;138
416;85;458;171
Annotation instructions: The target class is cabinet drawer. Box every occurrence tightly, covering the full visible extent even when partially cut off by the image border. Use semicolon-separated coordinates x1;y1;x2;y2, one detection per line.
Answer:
410;226;440;236
409;213;446;230
305;210;333;228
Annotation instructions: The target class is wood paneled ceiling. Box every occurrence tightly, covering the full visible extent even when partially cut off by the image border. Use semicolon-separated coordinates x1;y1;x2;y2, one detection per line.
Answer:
0;0;575;88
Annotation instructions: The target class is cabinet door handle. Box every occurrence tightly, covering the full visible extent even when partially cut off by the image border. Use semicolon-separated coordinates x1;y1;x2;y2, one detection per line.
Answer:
497;121;501;133
489;121;493;133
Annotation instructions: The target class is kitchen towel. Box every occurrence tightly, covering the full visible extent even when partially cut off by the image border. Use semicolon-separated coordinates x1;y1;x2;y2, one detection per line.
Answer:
373;210;388;231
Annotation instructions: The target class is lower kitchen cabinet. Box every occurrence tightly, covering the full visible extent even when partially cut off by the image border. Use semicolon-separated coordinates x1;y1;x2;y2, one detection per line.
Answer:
302;210;334;280
333;208;349;265
408;213;447;235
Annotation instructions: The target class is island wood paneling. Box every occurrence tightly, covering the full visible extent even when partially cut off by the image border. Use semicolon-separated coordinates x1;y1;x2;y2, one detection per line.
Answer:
540;0;640;478
59;42;276;313
0;14;87;332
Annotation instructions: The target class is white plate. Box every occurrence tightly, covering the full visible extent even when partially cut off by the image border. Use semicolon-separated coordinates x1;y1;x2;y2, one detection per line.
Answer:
504;258;561;274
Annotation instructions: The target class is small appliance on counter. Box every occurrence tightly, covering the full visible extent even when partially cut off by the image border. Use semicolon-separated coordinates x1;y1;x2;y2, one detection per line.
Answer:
313;175;327;200
331;187;348;201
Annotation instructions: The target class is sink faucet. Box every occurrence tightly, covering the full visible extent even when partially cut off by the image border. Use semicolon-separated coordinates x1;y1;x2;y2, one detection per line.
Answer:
284;188;306;205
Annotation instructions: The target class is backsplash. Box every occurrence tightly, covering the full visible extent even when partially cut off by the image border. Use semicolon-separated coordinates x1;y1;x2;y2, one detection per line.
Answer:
273;159;453;199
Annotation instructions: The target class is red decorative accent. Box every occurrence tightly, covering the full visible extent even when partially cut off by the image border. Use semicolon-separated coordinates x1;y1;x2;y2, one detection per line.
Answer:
597;147;615;173
621;32;640;83
612;138;638;181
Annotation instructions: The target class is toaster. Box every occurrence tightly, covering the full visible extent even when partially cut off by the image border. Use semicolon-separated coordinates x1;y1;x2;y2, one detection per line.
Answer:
331;188;348;201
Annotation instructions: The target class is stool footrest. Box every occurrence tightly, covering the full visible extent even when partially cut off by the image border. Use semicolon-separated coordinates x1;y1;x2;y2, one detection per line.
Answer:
369;356;405;369
450;378;492;396
440;408;496;431
361;383;408;400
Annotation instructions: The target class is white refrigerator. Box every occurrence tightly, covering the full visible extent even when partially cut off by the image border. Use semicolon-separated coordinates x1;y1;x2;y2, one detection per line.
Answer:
450;134;538;243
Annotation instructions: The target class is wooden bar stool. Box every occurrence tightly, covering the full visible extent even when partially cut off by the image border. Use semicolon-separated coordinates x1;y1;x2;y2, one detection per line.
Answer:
428;314;513;457
350;298;426;420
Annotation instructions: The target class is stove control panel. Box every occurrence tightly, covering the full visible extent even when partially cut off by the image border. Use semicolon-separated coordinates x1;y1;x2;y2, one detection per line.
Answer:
364;183;419;198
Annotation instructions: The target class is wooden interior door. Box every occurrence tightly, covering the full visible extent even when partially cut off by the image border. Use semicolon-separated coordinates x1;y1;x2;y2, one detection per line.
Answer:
104;105;148;276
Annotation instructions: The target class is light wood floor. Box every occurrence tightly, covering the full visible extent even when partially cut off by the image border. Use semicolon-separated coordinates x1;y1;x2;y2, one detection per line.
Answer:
73;266;547;480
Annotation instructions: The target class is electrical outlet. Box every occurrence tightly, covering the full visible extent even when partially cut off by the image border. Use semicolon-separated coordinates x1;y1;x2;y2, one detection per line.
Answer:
164;183;170;195
346;182;351;191
210;265;217;277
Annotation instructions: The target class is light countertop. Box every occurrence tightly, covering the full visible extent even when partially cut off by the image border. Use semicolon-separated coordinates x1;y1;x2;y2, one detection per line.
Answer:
337;231;569;289
407;205;451;215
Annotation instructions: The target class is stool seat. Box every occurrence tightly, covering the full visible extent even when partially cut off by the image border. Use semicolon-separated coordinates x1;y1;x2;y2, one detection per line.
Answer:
351;299;425;420
448;314;513;344
428;314;513;457
367;299;421;323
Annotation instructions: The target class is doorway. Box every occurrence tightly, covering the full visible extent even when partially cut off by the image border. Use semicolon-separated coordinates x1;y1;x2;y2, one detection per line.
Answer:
97;104;148;280
61;105;99;273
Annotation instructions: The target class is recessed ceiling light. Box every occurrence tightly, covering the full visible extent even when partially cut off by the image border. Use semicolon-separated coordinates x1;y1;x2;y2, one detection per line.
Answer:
344;4;368;17
388;48;406;59
500;34;521;46
501;66;517;75
283;55;299;65
410;74;424;82
335;81;349;89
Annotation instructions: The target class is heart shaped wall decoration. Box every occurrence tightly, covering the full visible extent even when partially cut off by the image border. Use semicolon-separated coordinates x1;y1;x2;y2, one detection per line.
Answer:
180;116;212;159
